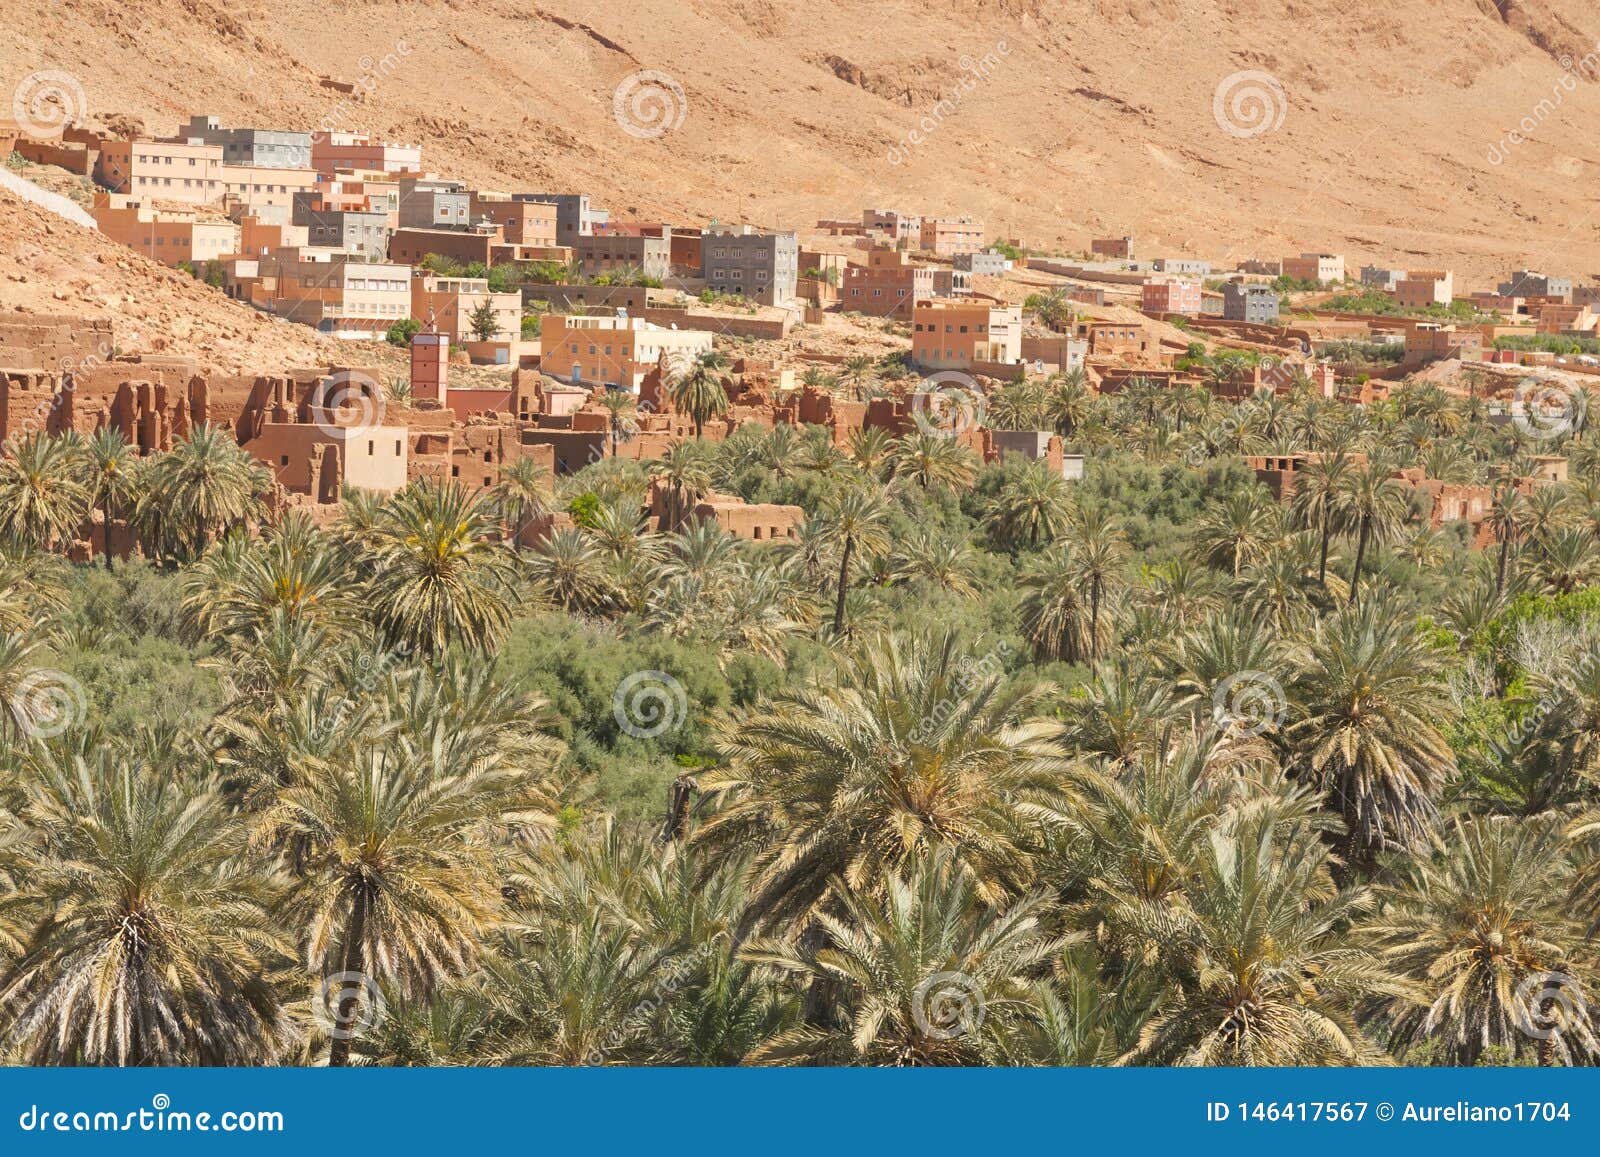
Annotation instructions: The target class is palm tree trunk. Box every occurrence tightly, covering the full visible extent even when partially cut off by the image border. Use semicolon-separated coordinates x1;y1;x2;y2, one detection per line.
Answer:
1348;516;1371;606
327;883;370;1068
1495;522;1513;600
798;920;838;1027
1317;509;1330;585
833;534;854;636
102;500;115;572
1090;578;1102;663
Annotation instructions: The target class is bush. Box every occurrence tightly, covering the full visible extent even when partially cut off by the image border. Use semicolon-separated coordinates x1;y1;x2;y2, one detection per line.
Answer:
386;318;422;347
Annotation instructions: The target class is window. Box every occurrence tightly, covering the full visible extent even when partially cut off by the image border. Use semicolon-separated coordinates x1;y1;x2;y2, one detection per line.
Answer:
280;455;289;466
395;440;402;455
368;441;375;456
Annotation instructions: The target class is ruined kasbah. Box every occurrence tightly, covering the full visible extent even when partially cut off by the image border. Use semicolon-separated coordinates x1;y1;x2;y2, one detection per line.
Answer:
6;109;1598;560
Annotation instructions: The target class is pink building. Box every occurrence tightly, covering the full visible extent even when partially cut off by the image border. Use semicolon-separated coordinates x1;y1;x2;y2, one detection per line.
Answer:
1142;278;1202;314
311;132;422;176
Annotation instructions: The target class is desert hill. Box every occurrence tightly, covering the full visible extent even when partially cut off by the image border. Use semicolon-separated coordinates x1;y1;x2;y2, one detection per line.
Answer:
5;1;1600;284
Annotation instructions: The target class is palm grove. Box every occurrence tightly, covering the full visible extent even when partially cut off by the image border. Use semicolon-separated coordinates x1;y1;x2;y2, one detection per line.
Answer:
0;363;1598;1067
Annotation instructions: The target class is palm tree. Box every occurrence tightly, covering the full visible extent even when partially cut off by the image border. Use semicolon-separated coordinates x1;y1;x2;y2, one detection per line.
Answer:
1487;479;1528;601
597;389;637;458
1334;462;1410;604
80;428;137;570
987;462;1073;549
1125;809;1397;1065
1062;508;1129;662
1190;489;1282;577
491;457;556;543
363;478;519;655
839;355;876;400
267;723;556;1065
1018;544;1095;663
819;484;893;636
1529;526;1600;595
0;749;291;1063
138;424;268;559
528;526;622;616
891;432;979;491
1285;600;1455;869
666;350;732;439
694;631;1071;941
1045;369;1093;440
894;528;980;597
846;426;893;478
184;514;356;642
744;848;1062;1065
649;442;714;532
1287;451;1351;586
0;433;90;551
1363;816;1597;1066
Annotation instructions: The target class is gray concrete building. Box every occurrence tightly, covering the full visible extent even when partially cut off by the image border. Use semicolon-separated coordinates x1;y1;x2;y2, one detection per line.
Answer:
398;178;471;231
702;226;799;305
955;249;1013;275
1153;257;1212;276
1360;265;1407;290
575;233;670;282
181;115;311;169
1498;270;1573;300
294;203;394;259
1222;281;1280;323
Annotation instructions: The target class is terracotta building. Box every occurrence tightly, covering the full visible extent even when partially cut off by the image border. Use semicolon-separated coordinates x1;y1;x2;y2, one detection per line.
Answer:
93;195;240;269
1394;269;1453;309
918;216;985;258
310;132;422;176
254;248;411;337
1091;236;1134;260
538;314;714;392
410;274;520;344
94;138;224;204
841;246;934;317
1142;278;1202;315
1281;252;1346;284
470;193;559;247
911;299;1023;370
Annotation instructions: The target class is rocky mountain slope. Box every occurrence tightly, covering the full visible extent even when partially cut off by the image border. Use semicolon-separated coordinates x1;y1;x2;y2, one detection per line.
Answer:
5;1;1600;283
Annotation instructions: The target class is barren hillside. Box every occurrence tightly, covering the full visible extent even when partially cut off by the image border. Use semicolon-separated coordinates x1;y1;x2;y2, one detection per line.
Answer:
0;192;365;373
6;0;1600;284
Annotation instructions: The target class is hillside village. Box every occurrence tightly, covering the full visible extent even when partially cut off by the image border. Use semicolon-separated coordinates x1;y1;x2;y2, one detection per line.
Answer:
11;0;1600;1079
2;110;1597;560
